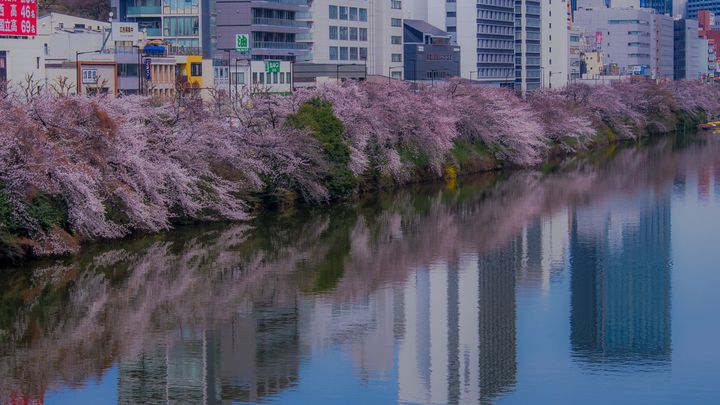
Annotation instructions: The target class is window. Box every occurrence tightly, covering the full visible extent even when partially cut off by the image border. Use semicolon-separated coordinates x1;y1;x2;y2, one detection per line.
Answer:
36;57;40;69
392;53;402;62
118;63;139;77
359;8;368;21
359;47;367;60
233;72;245;84
339;6;348;20
391;18;401;27
359;28;368;41
280;73;285;84
349;7;358;20
259;72;265;84
350;47;358;60
350;27;358;40
163;16;199;36
447;12;456;17
391;0;401;9
329;5;337;19
391;35;401;45
391;71;402;79
340;47;349;60
253;72;258;83
329;26;338;39
329;46;339;60
340;26;348;40
272;72;278;83
191;62;202;76
287;72;291;84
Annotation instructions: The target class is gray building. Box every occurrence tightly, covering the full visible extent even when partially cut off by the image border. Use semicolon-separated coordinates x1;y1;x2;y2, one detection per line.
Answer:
574;7;674;78
474;0;515;87
674;18;707;80
515;0;542;92
403;19;460;82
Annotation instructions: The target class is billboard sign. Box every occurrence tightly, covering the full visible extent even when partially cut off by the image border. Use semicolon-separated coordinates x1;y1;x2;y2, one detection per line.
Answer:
112;22;138;42
264;60;280;73
595;31;603;47
0;0;38;36
235;33;250;54
81;68;98;84
144;58;152;81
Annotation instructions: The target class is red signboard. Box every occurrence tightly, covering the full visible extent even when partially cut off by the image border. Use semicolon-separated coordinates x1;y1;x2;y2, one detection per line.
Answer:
0;0;38;36
595;31;603;47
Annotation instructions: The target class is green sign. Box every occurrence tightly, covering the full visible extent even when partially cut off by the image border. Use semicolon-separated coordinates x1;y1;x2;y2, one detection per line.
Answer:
235;34;250;53
265;60;281;73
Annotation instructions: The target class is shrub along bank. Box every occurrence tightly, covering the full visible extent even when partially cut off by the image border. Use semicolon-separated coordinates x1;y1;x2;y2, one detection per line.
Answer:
0;79;718;262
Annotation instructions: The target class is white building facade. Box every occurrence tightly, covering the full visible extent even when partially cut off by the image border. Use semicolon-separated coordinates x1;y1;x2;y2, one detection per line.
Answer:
542;0;569;88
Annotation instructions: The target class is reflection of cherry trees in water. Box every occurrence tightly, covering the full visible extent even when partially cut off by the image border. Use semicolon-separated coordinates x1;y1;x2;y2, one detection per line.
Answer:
1;134;720;400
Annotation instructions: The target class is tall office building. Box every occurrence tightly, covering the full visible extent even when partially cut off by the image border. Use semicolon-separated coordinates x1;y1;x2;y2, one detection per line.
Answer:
674;18;708;80
515;0;542;92
687;0;720;19
641;0;672;15
542;0;570;88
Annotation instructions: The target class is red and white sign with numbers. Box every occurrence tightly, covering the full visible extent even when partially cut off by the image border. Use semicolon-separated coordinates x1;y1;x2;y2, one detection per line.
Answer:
0;0;37;36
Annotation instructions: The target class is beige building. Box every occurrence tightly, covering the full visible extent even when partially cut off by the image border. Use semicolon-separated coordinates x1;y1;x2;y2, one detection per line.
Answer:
309;0;404;79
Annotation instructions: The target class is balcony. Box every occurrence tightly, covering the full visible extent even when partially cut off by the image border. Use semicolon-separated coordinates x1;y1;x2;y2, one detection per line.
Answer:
295;11;312;20
127;5;162;15
252;17;310;28
253;41;311;50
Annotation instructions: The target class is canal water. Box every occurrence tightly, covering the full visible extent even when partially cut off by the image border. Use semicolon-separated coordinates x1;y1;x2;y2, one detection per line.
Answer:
1;134;720;404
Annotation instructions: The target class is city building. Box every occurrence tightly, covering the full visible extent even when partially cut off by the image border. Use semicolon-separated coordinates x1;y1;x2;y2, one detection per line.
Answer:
402;19;460;83
641;0;673;15
674;18;707;80
369;0;405;79
568;29;587;81
111;0;202;52
516;0;543;93
574;6;674;78
542;0;570;88
688;0;720;18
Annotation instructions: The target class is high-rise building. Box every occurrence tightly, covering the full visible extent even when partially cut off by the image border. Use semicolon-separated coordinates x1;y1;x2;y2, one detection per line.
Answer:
674;18;708;80
688;0;720;18
542;0;570;88
641;0;672;15
515;0;543;92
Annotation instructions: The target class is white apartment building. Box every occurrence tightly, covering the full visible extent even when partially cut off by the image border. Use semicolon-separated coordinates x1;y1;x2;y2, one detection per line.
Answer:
542;0;569;88
311;0;403;78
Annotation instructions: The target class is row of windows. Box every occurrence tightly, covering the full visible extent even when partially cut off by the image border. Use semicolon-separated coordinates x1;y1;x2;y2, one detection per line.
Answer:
478;53;513;63
608;19;649;25
628;30;650;36
329;46;368;60
628;42;650;47
163;16;198;37
475;67;513;78
329;26;368;41
477;10;513;21
478;39;513;49
477;0;513;8
478;23;513;35
253;71;292;85
329;5;368;21
163;0;199;15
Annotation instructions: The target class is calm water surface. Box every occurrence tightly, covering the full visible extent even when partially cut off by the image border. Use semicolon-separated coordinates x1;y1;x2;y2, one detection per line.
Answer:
2;134;720;404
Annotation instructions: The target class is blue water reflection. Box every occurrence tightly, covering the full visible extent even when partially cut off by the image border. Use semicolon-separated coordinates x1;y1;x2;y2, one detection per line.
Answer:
2;135;720;405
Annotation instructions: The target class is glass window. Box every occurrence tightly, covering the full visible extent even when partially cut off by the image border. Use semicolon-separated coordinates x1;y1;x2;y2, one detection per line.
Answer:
163;16;199;37
359;8;368;21
349;7;358;20
340;26;348;40
391;18;402;27
329;46;339;60
233;72;245;84
329;26;338;39
287;72;291;83
359;28;367;41
253;72;257;83
391;0;401;10
329;5;337;19
339;6;348;20
280;73;285;84
350;47;358;60
340;47;349;60
392;53;402;62
350;27;358;40
391;35;402;44
273;72;278;83
118;63;139;77
359;47;367;60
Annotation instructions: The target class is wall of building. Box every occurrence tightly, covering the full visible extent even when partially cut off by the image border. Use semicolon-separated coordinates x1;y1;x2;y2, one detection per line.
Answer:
369;0;404;78
311;1;371;67
0;38;45;87
542;0;569;88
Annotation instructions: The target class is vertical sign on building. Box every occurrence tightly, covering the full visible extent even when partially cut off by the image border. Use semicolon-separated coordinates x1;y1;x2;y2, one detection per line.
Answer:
0;0;38;36
595;31;603;47
235;33;250;55
144;58;152;81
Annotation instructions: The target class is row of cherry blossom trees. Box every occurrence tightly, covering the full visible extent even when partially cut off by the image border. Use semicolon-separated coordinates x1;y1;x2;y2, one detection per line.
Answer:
0;79;718;260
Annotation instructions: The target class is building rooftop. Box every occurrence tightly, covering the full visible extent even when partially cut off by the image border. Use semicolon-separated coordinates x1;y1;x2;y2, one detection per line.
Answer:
403;19;450;38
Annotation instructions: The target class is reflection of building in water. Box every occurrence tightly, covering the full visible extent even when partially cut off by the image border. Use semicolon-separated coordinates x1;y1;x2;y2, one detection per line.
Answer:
518;209;570;292
398;237;520;404
570;194;672;365
118;307;300;404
